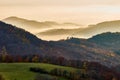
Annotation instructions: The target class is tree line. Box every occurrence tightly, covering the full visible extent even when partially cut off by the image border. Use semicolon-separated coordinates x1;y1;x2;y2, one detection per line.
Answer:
0;46;120;80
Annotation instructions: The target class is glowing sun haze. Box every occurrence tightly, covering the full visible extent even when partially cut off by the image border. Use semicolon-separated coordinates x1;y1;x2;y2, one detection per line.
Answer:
0;0;120;25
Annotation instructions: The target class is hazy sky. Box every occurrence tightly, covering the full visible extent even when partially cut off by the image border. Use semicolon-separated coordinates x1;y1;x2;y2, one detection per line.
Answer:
1;0;120;25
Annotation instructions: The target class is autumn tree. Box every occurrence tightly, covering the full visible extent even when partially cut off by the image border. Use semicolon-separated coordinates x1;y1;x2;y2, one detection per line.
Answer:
81;61;89;79
0;46;8;62
32;55;39;62
83;62;88;73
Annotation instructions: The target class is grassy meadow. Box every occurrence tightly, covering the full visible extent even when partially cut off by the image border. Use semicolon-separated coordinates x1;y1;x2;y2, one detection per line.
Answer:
0;63;78;80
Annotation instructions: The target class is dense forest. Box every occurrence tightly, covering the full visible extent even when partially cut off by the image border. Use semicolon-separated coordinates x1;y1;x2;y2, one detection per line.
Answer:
0;21;120;80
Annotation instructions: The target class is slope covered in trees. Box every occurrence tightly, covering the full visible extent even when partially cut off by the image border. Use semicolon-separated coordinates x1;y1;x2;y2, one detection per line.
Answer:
88;32;120;55
0;21;120;68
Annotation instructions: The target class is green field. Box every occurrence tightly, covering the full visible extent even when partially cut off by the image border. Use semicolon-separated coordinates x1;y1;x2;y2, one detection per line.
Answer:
0;63;78;80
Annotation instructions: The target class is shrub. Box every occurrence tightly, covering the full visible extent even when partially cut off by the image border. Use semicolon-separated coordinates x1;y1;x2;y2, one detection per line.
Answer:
30;67;48;74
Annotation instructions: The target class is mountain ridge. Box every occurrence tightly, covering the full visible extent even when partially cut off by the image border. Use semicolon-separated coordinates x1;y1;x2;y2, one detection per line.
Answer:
0;21;120;67
3;16;82;34
37;19;120;40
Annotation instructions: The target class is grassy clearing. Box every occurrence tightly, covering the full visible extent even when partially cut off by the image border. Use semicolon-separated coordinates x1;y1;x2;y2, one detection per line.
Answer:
0;63;78;80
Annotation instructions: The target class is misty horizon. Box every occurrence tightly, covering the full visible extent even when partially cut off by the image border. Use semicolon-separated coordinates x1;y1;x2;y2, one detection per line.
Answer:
2;16;120;41
0;0;120;25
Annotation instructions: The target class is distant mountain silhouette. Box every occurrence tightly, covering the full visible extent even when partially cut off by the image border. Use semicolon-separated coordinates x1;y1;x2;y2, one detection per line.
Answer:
37;20;120;40
3;16;81;35
36;28;83;40
0;21;120;67
3;16;57;34
74;20;120;38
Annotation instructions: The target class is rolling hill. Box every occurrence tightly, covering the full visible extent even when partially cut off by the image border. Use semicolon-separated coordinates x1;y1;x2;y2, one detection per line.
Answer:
88;32;120;55
0;21;120;67
74;20;120;38
36;28;83;40
3;16;81;34
37;20;120;40
2;16;56;34
4;17;120;41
